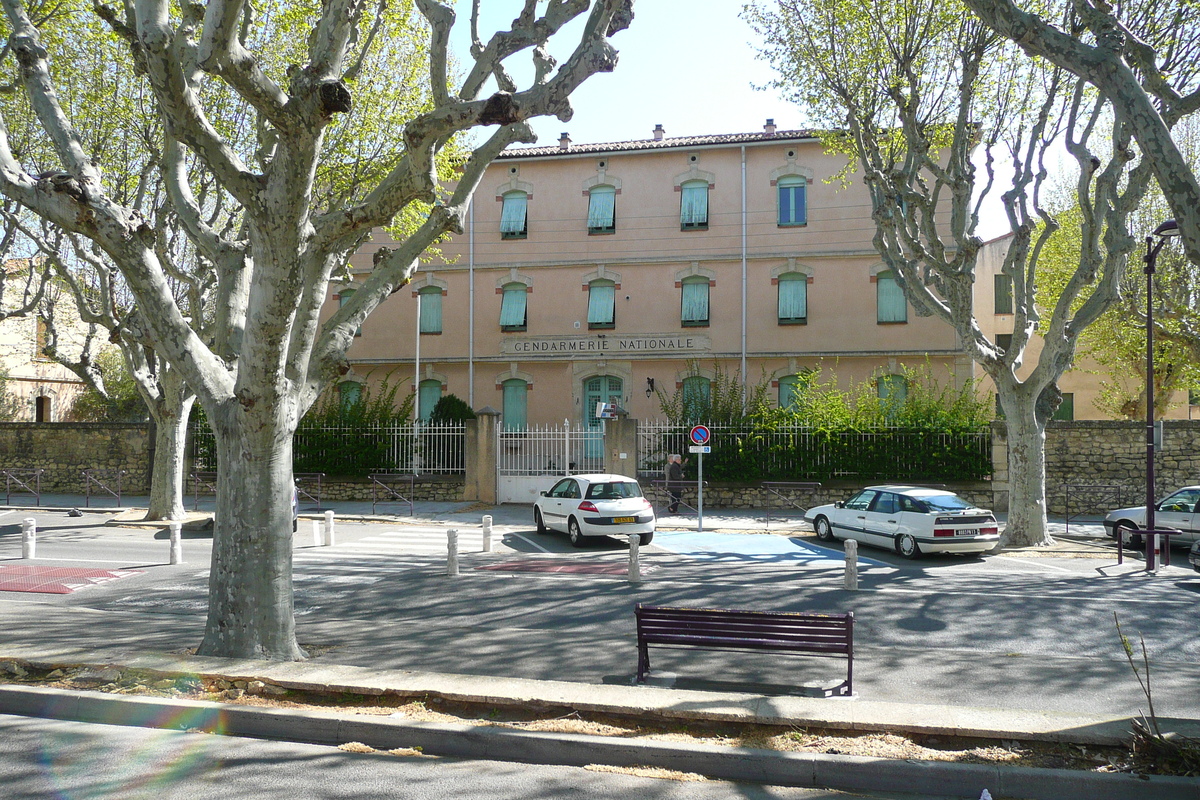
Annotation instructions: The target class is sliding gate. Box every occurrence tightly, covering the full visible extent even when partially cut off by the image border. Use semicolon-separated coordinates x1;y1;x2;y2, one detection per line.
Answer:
496;422;604;504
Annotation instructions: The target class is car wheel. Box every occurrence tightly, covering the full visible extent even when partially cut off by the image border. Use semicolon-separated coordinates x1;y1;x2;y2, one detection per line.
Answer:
897;533;921;559
814;516;835;542
638;532;654;546
535;508;547;534
1116;523;1143;549
568;517;586;548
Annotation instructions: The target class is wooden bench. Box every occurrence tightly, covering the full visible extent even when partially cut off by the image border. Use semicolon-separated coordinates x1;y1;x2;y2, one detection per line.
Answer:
635;604;854;696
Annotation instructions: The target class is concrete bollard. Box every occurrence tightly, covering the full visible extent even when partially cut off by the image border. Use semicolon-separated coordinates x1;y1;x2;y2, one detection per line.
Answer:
323;510;335;546
447;529;459;576
311;519;322;547
21;518;35;559
169;521;183;564
1152;534;1163;575
628;534;641;584
482;515;493;553
844;539;858;590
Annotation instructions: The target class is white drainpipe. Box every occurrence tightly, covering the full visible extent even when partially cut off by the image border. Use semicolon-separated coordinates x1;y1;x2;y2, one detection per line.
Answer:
740;144;748;409
468;199;475;408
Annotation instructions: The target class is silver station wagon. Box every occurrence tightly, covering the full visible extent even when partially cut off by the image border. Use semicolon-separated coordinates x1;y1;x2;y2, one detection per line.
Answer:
805;485;1000;559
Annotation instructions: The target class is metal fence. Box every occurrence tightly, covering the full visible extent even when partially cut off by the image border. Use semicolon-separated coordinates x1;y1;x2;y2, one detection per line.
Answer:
496;422;604;477
637;421;991;482
191;421;467;476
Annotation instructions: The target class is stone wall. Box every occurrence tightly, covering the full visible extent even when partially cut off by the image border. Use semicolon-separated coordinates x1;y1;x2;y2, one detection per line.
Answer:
0;423;151;493
189;474;465;504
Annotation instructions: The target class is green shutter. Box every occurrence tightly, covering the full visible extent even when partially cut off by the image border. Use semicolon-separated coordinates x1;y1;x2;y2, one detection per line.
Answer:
418;380;441;421
876;271;907;323
587;186;615;231
419;288;442;333
680;181;708;228
500;192;527;237
680;278;709;324
994;273;1014;314
502;379;528;430
499;284;527;329
777;273;807;322
587;281;615;326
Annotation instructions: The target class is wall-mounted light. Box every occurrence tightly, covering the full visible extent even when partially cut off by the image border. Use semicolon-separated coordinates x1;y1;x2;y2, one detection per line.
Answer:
645;377;655;398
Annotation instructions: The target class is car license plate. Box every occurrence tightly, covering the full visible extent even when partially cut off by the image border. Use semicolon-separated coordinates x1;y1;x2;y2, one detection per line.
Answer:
956;528;978;536
613;516;635;524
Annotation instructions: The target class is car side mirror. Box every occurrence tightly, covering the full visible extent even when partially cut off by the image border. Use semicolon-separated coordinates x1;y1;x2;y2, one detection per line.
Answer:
834;501;845;509
540;491;547;497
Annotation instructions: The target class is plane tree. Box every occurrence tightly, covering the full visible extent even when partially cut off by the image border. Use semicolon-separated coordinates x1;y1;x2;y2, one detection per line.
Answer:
0;0;634;659
747;0;1155;546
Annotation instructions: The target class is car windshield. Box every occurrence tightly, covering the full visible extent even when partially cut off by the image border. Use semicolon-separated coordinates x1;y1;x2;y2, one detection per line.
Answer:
918;494;973;512
586;482;642;500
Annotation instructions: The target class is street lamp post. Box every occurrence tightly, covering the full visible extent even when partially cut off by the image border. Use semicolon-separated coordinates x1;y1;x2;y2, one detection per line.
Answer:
1143;219;1180;571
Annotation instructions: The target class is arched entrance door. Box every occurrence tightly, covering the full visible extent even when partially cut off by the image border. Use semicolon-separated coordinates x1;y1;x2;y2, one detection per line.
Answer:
582;375;622;460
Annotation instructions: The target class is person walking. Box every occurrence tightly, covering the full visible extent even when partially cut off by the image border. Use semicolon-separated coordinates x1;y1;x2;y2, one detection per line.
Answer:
665;453;685;514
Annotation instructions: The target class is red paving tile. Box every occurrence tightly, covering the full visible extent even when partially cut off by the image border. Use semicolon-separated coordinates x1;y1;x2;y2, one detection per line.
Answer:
476;559;653;575
0;565;145;594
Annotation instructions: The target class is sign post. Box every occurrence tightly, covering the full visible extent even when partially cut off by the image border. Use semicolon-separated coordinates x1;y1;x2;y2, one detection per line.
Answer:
688;425;711;532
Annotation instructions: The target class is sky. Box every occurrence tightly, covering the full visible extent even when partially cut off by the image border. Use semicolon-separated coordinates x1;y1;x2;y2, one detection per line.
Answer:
453;1;808;146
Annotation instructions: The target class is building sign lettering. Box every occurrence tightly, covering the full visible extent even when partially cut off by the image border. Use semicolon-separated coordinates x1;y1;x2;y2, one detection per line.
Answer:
502;334;708;357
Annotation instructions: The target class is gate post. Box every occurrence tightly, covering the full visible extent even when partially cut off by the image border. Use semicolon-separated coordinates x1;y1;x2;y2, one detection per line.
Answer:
604;411;638;479
465;407;499;504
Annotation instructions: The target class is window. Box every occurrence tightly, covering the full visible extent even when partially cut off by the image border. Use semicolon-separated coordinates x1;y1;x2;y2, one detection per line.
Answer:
778;373;811;408
34;395;50;422
680;180;709;230
777;176;807;226
587;185;616;233
339;381;362;412
499;283;528;331
878;374;908;405
418;286;442;334
501;378;528;430
500;191;527;239
339;288;361;336
777;272;807;324
681;376;711;421
1052;393;1074;421
680;277;709;327
994;274;1013;314
844;490;876;511
995;333;1013;353
418;379;442;422
587;279;615;329
876;270;907;323
871;492;900;515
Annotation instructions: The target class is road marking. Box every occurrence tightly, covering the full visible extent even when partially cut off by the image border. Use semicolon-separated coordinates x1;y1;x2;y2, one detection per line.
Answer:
867;585;1196;605
0;556;151;565
508;532;552;553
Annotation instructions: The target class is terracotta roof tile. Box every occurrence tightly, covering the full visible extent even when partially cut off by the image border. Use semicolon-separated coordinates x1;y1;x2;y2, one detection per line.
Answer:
498;129;822;159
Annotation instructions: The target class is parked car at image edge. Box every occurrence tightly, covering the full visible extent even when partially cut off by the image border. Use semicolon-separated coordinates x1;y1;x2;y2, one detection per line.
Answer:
1104;485;1200;551
805;485;1000;559
534;474;655;547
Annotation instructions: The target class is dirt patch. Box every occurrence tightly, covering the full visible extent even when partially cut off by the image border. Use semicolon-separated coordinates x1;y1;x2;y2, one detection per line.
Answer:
0;663;1162;776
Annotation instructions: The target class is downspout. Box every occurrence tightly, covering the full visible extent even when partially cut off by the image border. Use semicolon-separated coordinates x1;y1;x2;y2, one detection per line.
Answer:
414;292;421;423
468;199;475;408
740;144;748;410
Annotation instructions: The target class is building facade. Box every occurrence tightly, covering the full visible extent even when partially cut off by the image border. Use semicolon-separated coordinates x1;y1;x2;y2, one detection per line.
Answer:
327;122;1105;428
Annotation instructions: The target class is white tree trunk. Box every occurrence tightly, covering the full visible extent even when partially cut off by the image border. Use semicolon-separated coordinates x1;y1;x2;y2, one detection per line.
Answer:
1001;410;1050;548
144;372;195;521
197;412;303;660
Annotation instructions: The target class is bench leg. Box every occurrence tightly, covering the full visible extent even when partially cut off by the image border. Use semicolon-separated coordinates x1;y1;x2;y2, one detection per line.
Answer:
636;641;649;683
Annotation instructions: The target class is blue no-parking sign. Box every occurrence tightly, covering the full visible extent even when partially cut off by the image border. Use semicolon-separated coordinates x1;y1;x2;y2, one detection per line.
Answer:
689;425;711;445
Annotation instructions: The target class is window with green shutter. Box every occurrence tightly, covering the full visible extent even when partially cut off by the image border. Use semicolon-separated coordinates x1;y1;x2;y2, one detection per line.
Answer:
587;185;615;233
499;283;527;331
680;277;709;326
994;274;1013;314
587;279;615;329
680;180;709;230
876;270;907;323
500;191;528;239
418;379;441;422
777;273;807;324
502;379;528;430
418;287;442;334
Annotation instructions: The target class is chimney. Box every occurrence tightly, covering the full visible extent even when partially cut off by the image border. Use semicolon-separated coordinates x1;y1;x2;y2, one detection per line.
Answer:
653;124;665;141
559;132;571;150
764;118;777;136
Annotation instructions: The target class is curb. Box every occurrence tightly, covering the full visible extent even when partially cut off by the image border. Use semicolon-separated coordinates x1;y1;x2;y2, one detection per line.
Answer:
1;685;1194;800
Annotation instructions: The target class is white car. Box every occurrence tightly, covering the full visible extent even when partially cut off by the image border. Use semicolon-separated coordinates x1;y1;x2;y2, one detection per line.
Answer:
1103;486;1200;549
805;485;1000;559
534;474;655;547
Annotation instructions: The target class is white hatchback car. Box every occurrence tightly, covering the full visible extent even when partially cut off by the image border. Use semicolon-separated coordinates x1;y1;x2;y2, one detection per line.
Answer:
805;485;1000;559
534;474;655;547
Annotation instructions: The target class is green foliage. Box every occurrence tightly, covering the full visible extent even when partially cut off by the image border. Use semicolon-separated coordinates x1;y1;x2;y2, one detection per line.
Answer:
430;393;476;423
650;362;991;482
293;378;416;477
67;349;147;422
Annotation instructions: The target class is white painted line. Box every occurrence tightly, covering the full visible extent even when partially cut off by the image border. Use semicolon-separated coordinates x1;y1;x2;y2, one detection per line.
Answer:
0;556;149;565
988;556;1076;573
868;586;1195;605
508;532;552;553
